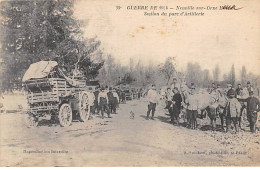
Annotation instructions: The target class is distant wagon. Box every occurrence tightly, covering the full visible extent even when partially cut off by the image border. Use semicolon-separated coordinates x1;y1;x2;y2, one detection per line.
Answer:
22;61;90;127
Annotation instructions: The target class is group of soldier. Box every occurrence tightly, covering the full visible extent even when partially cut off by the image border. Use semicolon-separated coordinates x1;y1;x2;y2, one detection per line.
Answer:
145;78;260;133
208;81;260;133
87;86;120;119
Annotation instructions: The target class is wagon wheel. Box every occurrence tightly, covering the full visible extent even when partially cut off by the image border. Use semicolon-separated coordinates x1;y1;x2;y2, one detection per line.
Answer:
78;92;90;122
26;114;39;127
59;103;72;127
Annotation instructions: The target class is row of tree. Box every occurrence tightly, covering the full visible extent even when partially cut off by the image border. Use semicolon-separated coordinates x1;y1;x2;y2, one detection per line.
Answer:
97;55;260;90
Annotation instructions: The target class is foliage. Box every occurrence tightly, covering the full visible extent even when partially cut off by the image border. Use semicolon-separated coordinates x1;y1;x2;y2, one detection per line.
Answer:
229;64;236;86
213;64;220;81
0;0;103;90
158;57;176;85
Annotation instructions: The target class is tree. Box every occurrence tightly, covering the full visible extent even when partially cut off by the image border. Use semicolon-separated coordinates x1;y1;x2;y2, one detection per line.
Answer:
213;64;220;81
240;66;247;86
158;57;176;85
202;69;210;88
229;64;236;86
185;62;203;87
0;0;103;90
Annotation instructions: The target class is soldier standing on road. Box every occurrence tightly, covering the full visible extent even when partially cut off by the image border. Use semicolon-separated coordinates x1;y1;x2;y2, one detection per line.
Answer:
113;88;120;112
88;87;95;120
169;87;182;125
98;87;112;119
165;88;174;110
146;84;159;120
186;85;200;129
238;91;260;133
225;89;241;133
236;83;246;129
93;87;100;115
107;87;116;114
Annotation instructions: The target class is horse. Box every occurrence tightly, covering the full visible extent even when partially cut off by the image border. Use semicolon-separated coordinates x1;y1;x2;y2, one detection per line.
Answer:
199;90;228;131
180;88;228;131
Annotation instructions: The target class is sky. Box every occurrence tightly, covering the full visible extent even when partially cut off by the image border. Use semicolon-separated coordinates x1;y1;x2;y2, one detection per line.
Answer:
73;0;260;79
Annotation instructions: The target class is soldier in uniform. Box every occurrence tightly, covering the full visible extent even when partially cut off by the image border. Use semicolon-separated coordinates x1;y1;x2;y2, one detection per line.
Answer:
209;82;217;94
113;88;120;112
171;78;181;92
236;83;243;96
107;87;116;114
93;87;100;114
169;87;182;125
165;88;174;110
186;85;200;129
146;84;159;120
225;89;241;133
247;81;254;94
98;87;112;119
238;91;260;133
87;87;95;120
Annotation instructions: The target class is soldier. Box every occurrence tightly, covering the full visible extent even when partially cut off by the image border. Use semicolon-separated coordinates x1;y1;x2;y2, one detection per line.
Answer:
209;82;217;94
180;84;190;124
169;87;182;125
146;84;159;120
238;91;260;133
121;90;126;104
165;88;174;110
113;88;119;112
225;89;241;133
171;78;181;91
88;87;95;120
98;87;112;119
186;85;200;129
235;83;246;129
247;81;254;94
224;84;233;99
107;87;116;114
236;83;243;96
93;87;100;114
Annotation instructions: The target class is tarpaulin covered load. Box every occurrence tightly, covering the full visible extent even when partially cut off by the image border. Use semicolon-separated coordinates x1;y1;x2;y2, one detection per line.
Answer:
22;61;58;82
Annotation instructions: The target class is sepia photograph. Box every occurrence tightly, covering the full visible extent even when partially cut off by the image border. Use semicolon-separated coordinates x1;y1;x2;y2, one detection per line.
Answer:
0;0;259;167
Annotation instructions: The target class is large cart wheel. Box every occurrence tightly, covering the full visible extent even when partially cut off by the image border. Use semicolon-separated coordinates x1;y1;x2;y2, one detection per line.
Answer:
78;92;90;122
59;103;72;127
26;114;39;127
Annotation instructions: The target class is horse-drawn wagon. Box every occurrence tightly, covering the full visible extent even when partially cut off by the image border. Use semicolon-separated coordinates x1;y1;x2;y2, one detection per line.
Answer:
22;61;90;127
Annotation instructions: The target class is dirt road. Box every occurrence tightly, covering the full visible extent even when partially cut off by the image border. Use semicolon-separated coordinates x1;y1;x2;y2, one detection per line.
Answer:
0;99;259;166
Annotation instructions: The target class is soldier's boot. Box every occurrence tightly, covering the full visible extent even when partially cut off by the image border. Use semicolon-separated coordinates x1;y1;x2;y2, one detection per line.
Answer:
176;117;180;126
146;111;150;120
107;112;112;118
235;124;239;133
226;125;231;133
252;124;256;133
151;111;155;120
195;120;198;130
250;123;256;133
212;121;216;131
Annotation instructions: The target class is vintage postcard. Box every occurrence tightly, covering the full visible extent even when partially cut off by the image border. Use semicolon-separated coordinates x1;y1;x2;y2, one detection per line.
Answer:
0;0;259;167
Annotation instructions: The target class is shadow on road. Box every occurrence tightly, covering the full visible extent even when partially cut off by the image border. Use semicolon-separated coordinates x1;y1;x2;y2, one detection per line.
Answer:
38;119;59;127
200;124;224;132
156;115;170;123
139;115;147;120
